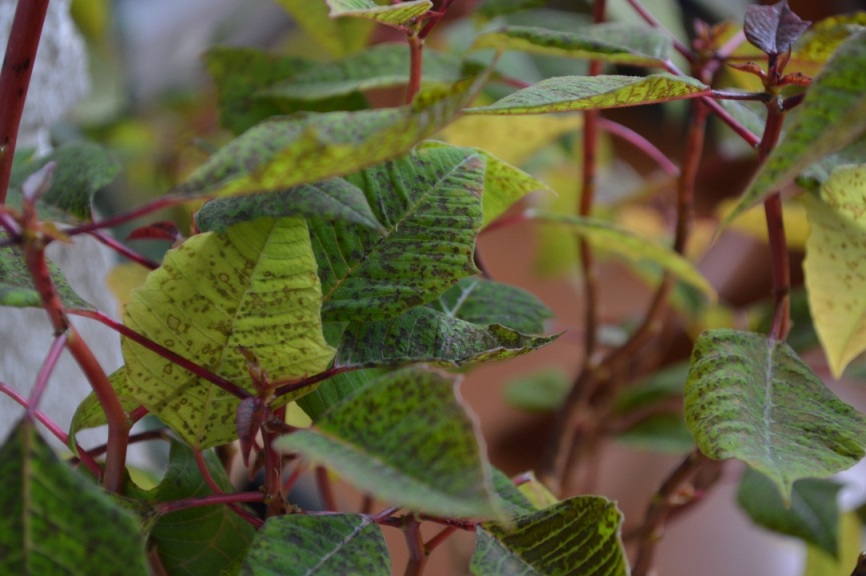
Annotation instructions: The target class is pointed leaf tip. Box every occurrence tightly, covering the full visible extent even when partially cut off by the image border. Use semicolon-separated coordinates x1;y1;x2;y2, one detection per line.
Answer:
744;0;811;56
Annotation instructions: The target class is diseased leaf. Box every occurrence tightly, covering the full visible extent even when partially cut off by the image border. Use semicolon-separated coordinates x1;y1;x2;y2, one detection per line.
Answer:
793;13;866;68
242;514;390;576
474;0;547;22
472;23;671;67
724;29;866;226
195;178;383;234
274;367;502;520
174;73;487;199
419;141;555;227
490;468;537;518
334;306;558;369
528;210;716;301
737;467;841;557
0;242;92;309
430;276;553;335
326;0;432;28
504;368;570;412
465;74;709;115
127;441;255;576
122;218;334;449
0;420;148;575
260;43;467;100
684;329;866;500
471;497;628;576
802;191;866;378
275;0;373;57
7;142;119;223
743;0;811;56
68;368;139;453
296;367;388;422
310;146;484;321
204;46;367;135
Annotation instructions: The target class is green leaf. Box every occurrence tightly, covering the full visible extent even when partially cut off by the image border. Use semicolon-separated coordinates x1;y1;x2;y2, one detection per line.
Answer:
802;190;866;378
195;178;383;234
504;368;570;412
174;73;488;199
684;328;866;500
311;146;484;321
471;497;628;576
737;467;841;557
803;512;862;576
241;514;390;576
0;242;92;309
472;23;671;67
68;368;139;452
334;306;559;368
296;367;388;422
274;367;502;519
723;29;866;227
418;141;555;227
465;74;709;115
430;276;553;334
122;218;334;449
528;210;716;301
260;43;467;101
0;419;148;575
204;46;367;135
793;13;866;68
473;0;547;22
490;468;537;517
275;0;373;57
8;142;119;222
127;441;255;576
326;0;432;28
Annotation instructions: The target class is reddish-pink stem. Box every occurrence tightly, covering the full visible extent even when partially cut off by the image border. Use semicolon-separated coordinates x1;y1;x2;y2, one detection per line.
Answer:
598;117;679;177
273;365;357;399
0;0;49;204
425;526;458;553
403;516;428;576
624;0;692;59
193;447;263;527
156;492;266;517
316;465;339;512
69;309;250;400
262;427;284;517
64;196;183;237
87;230;159;270
406;34;424;104
29;332;68;414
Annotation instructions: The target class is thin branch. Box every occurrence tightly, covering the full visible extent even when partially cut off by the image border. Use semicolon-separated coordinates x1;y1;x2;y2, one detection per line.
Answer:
425;526;458;553
316;465;339;512
406;33;424;104
155;491;266;517
29;332;68;414
598;117;680;178
403;516;429;576
624;0;692;60
273;365;359;399
87;230;159;270
64;196;184;237
0;0;50;204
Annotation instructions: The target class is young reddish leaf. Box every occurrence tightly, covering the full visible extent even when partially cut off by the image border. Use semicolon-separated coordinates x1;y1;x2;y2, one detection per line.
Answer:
126;221;183;243
236;396;268;468
744;0;811;56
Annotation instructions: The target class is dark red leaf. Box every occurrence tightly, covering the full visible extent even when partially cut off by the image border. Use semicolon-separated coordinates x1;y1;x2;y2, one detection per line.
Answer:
744;0;811;56
236;397;269;468
125;221;184;243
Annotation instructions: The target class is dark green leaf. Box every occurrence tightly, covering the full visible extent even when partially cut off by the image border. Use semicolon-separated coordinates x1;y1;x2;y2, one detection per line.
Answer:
724;29;866;226
261;43;467;100
127;441;255;576
0;419;148;575
430;277;553;334
311;146;484;321
174;73;488;199
471;497;628;576
241;514;390;576
274;367;503;519
195;178;383;234
466;74;709;115
8;142;119;222
738;467;841;557
474;0;551;23
504;368;570;412
0;242;92;309
472;23;671;67
296;367;389;422
684;329;866;500
334;306;559;368
204;46;367;134
743;0;811;56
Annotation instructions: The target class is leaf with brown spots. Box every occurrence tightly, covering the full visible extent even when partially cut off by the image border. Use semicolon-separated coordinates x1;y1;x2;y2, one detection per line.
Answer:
310;146;485;321
122;218;334;449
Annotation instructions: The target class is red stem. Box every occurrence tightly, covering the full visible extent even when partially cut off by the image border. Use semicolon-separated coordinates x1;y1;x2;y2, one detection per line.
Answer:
424;526;458;553
193;447;263;527
406;34;424;104
625;0;692;60
69;309;250;400
273;365;357;399
403;516;428;576
29;332;68;414
598;117;680;177
156;491;266;516
262;427;284;517
316;465;339;512
64;196;184;237
0;0;49;204
87;230;160;270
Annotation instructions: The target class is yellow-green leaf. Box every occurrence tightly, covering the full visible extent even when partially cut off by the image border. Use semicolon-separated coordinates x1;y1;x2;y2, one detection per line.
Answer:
528;210;716;301
122;218;335;449
465;74;709;115
326;0;431;28
802;192;866;378
275;0;373;57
